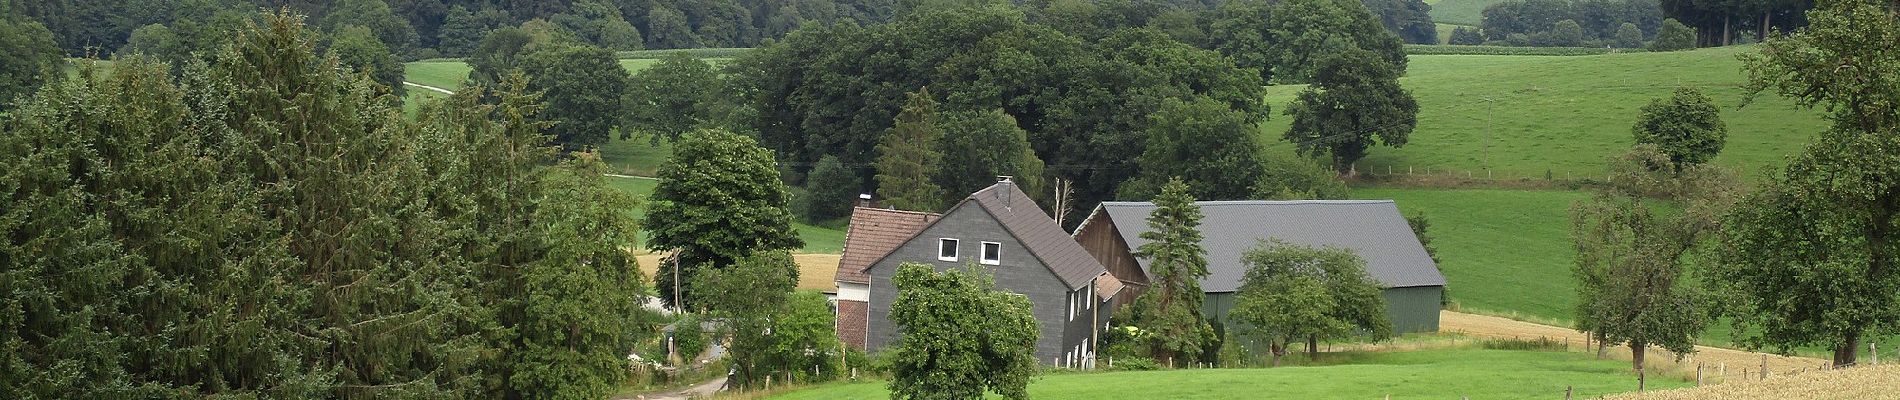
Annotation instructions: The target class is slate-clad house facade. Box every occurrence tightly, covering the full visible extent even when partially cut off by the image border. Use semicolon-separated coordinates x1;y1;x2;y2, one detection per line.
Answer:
850;179;1115;367
1074;200;1447;333
833;207;939;351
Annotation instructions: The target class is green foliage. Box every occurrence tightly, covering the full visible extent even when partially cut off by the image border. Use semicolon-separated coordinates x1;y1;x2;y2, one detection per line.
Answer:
1570;147;1733;374
0;16;58;108
934;108;1045;208
1718;0;1900;366
887;263;1039;400
510;152;650;400
1284;47;1419;173
695;251;826;388
320;0;419;57
672;313;711;362
1647;18;1694;51
803;155;860;222
1127;178;1216;365
1449;26;1485;45
734;7;1265;223
1264;0;1408;84
1405;212;1440;263
1546;19;1584;46
1126;97;1267;201
1255;153;1352;200
435;5;491;57
646;5;702;49
1232;240;1392;365
0;12;652;397
1632;86;1726;168
647;129;803;309
1208;0;1276;83
1362;0;1439;44
875;88;946;212
552;0;645;51
625;52;720;144
328;24;406;97
1613;22;1644;48
518;43;631;151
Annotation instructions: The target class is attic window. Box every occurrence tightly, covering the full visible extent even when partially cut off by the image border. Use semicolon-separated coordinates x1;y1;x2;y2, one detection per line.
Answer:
980;242;1002;265
938;239;959;262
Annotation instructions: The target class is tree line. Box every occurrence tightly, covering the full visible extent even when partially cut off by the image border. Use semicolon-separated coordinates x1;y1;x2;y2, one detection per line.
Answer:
2;0;1446;60
1;12;654;398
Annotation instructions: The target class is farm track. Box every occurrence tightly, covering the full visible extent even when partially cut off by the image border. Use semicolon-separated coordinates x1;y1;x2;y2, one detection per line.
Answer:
1440;311;1830;376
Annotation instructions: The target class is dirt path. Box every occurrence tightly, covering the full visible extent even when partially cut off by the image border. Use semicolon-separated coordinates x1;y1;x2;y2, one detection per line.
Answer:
1439;311;1829;378
617;377;726;400
402;81;455;95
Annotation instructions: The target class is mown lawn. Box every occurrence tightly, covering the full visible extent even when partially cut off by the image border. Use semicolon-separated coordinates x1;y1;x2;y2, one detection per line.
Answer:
1260;45;1824;182
769;347;1687;399
1426;0;1502;26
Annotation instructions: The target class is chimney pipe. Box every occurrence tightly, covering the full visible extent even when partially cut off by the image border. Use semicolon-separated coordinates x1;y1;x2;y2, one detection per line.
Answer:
858;193;873;208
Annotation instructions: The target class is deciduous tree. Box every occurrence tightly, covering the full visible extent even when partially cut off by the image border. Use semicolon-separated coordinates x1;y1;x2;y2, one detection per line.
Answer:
518;43;631;151
1231;240;1391;365
802;155;859;221
625;52;719;144
887;263;1038;400
1126;97;1267;201
647;129;803;309
328;24;407;97
1632;86;1726;169
1283;48;1418;174
0;16;58;108
933;108;1044;208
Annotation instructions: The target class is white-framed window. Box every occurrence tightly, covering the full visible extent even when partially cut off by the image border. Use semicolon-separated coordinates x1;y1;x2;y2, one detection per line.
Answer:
1083;284;1092;310
980;241;1002;265
1067;291;1076;321
938;238;959;261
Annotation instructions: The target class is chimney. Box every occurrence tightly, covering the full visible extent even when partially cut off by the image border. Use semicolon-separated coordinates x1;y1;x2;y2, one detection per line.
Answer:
997;176;1014;211
858;193;873;208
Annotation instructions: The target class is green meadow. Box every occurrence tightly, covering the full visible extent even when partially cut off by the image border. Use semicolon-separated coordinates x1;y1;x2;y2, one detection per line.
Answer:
769;347;1686;399
1427;0;1501;26
1261;45;1823;181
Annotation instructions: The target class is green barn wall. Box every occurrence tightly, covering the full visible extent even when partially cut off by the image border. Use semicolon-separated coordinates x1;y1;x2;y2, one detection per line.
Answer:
1200;286;1441;334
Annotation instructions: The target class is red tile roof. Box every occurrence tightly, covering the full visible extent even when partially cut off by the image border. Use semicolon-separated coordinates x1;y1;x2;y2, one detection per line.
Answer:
835;207;940;284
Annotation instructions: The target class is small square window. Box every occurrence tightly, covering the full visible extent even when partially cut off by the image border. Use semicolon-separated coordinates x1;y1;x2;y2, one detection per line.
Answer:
980;242;1002;265
938;239;959;261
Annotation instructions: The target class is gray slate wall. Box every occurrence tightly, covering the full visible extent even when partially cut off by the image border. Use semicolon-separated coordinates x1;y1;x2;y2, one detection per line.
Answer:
864;202;1082;364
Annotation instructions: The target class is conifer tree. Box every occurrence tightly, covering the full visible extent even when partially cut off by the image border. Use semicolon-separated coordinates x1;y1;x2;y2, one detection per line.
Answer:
874;88;945;212
1128;178;1215;365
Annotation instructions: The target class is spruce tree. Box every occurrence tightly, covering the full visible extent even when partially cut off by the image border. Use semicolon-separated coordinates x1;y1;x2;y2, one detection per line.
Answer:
1129;177;1215;365
874;88;945;212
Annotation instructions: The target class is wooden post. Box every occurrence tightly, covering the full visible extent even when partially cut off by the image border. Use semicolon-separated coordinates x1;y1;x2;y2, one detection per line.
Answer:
1565;386;1573;400
1761;354;1768;380
1639;368;1646;392
1696;364;1703;386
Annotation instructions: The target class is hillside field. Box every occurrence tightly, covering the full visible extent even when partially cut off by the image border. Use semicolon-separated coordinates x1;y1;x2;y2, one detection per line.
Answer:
1426;0;1497;26
401;57;732;91
604;175;846;254
1260;45;1825;181
768;347;1689;399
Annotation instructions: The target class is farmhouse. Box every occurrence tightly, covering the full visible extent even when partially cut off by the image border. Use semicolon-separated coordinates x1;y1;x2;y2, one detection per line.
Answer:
836;178;1117;367
1074;200;1446;333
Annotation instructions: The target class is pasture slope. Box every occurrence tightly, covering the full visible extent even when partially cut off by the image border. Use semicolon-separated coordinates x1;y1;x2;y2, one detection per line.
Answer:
1425;0;1497;26
1261;45;1825;181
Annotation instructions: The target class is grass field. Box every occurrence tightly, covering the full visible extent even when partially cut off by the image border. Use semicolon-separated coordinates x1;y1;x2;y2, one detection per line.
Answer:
603;175;846;253
769;347;1687;399
1427;0;1500;26
401;57;732;92
1354;188;1588;322
1260;45;1825;181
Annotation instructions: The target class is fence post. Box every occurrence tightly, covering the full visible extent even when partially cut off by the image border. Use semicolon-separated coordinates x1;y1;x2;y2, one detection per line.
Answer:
1565;385;1573;400
1696;364;1703;386
1761;355;1768;380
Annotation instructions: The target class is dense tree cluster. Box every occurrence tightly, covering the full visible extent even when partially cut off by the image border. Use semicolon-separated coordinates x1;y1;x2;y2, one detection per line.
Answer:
0;13;652;398
646;128;804;309
1478;0;1664;47
0;11;59;109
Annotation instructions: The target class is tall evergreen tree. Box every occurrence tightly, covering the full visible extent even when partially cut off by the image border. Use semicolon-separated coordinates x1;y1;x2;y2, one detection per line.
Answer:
874;88;946;212
1128;178;1215;366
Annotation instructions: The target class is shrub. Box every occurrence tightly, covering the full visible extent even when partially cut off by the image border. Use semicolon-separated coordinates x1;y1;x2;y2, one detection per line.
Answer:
671;313;710;363
1479;337;1568;351
1649;19;1695;51
1449;26;1485;45
1107;356;1162;371
1614;22;1644;48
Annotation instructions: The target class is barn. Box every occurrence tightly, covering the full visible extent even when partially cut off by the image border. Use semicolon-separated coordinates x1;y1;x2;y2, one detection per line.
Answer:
1073;200;1446;333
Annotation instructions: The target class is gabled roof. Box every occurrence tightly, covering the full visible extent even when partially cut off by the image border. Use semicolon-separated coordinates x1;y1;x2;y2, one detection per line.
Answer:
836;207;940;284
862;181;1107;290
1096;200;1446;292
968;182;1107;289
